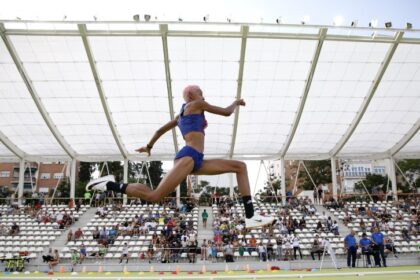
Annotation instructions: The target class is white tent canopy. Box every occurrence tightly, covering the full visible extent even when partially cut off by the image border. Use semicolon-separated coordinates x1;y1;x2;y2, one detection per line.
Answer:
0;20;419;163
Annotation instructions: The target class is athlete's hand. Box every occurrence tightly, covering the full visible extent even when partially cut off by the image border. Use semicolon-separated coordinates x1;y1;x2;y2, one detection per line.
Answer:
135;146;151;156
235;99;246;106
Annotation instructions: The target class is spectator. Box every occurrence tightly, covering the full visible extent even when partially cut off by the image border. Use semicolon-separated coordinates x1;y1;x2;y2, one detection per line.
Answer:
317;187;323;205
10;222;20;235
147;243;154;263
120;242;129;264
187;241;196;263
67;230;73;242
292;236;302;260
401;228;411;242
96;244;106;261
48;249;60;272
276;236;283;261
331;220;339;235
384;236;398;258
283;238;293;261
224;242;234;262
202;209;208;229
84;191;91;205
313;189;319;204
267;242;274;261
372;228;387;267
79;244;87;264
70;249;80;272
316;221;323;233
74;228;83;240
249;235;257;253
200;239;208;261
258;243;267;262
310;235;324;260
344;230;357;268
359;233;373;267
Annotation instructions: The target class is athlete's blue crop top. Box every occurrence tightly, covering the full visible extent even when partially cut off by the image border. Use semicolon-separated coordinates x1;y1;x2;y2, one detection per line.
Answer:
177;103;207;137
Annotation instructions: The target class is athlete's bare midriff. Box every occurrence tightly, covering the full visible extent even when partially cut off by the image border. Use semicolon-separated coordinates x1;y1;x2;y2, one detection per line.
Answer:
183;131;205;153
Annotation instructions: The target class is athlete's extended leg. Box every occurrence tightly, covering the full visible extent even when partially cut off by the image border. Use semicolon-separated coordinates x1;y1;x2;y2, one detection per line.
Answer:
87;157;194;203
194;159;276;228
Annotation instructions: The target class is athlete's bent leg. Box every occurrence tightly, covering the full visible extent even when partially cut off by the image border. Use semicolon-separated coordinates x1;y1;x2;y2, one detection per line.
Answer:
194;159;250;196
194;159;276;228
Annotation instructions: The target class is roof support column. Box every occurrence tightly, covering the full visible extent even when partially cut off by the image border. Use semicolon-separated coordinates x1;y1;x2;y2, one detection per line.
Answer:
70;159;76;201
388;158;398;201
123;159;128;205
160;24;179;155
229;173;234;198
329;31;404;157
280;157;286;205
229;25;248;158
17;159;25;205
331;157;338;201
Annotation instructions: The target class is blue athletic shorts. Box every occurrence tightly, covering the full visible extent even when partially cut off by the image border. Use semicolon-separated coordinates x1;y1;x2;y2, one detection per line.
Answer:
174;145;204;173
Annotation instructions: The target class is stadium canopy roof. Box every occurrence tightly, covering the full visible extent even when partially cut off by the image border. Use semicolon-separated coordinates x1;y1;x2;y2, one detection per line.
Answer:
0;20;419;163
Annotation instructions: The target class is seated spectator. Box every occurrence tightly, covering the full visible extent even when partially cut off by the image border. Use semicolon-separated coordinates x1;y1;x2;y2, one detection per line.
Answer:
331;220;339;235
310;235;324;260
10;222;20;235
42;248;54;263
384;236;398;258
96;244;106;260
67;230;73;242
316;221;323;233
248;235;257;253
359;233;373;267
402;227;411;242
74;228;83;240
48;249;60;272
238;242;245;257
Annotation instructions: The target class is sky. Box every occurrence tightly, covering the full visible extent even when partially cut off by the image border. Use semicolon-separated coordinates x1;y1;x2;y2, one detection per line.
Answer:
1;0;418;194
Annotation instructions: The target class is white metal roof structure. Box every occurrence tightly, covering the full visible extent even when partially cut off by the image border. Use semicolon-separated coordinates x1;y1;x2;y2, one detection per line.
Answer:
0;20;419;163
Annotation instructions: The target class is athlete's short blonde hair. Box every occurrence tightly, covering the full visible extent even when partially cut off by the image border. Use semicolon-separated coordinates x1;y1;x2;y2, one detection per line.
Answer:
183;85;202;101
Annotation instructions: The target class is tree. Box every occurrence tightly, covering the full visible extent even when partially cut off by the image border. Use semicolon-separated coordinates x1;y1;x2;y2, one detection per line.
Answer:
76;161;164;199
299;160;332;190
354;173;390;194
396;159;420;192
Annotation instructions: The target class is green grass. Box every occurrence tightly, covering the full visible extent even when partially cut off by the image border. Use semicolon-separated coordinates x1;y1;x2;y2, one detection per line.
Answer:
2;265;419;279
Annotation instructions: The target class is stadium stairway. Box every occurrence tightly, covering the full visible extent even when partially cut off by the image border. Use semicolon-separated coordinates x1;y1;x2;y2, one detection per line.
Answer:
314;205;351;234
49;207;98;251
196;206;213;249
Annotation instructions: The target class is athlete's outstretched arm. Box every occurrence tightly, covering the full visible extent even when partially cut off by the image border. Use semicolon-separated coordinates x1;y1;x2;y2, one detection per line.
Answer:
135;116;179;155
198;99;245;117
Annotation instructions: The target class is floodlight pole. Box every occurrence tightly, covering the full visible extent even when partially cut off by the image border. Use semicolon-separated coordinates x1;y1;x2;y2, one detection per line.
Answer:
17;159;25;205
123;159;128;205
388;157;398;201
280;157;286;205
331;157;338;200
70;159;76;201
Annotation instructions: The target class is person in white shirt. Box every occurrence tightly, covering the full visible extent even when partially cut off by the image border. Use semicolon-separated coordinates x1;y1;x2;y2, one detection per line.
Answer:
258;244;267;262
119;242;129;264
